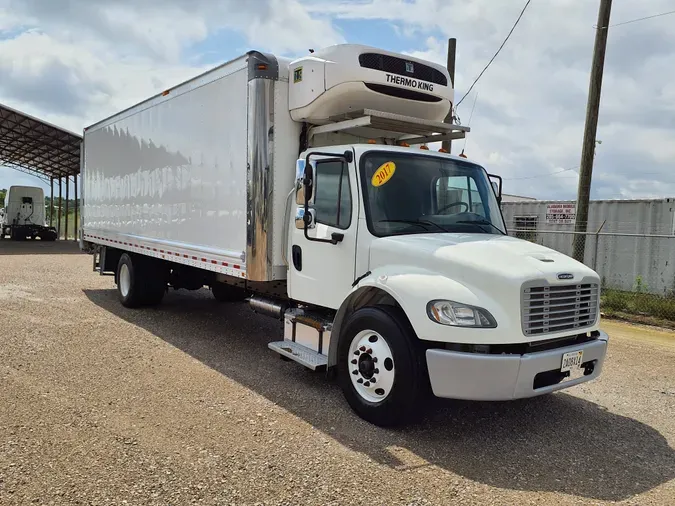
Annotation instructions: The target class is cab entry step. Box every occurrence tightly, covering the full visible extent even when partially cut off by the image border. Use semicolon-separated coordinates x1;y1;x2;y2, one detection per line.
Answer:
268;341;328;371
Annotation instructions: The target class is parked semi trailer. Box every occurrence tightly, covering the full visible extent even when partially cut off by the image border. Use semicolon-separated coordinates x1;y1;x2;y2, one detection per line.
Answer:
80;44;608;426
1;185;57;241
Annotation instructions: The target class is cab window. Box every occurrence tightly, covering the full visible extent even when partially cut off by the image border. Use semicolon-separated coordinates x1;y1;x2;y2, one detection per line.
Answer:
314;160;351;229
435;175;486;217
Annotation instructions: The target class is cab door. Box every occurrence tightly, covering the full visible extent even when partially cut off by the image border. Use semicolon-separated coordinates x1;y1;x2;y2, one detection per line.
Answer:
288;150;359;309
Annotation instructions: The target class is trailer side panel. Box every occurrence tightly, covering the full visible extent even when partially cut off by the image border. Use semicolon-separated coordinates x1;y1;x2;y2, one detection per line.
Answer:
83;58;249;274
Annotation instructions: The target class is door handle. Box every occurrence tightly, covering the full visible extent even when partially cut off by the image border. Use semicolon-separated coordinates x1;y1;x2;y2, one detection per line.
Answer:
292;245;302;271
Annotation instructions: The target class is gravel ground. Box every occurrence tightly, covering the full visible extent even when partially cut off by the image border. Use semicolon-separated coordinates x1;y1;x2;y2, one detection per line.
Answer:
0;241;674;506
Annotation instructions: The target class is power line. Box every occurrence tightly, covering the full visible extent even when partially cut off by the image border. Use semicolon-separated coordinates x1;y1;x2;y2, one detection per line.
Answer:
600;9;675;28
460;92;479;153
504;167;579;181
456;0;532;108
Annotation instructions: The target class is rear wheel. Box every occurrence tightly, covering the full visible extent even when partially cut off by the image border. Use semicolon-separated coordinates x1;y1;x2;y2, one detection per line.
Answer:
116;253;166;308
39;230;57;241
117;254;142;308
211;282;248;302
143;260;168;306
337;305;428;427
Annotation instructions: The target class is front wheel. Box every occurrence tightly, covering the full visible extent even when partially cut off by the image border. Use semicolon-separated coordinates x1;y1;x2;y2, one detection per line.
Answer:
337;305;428;427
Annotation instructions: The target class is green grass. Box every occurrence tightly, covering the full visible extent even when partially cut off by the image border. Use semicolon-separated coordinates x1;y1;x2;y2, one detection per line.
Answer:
601;289;675;323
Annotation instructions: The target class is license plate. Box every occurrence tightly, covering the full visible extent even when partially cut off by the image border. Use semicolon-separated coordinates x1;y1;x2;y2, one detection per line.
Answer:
561;350;583;373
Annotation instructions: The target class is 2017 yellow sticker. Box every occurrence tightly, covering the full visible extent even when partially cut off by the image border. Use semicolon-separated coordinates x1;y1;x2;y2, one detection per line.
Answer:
371;161;396;187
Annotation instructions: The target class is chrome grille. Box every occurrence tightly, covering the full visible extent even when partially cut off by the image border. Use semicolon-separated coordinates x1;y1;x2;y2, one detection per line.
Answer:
522;283;599;336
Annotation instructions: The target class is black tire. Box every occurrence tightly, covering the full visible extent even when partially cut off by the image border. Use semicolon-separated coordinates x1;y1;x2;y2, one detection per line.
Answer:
211;282;248;302
40;230;57;242
116;253;167;308
337;305;428;427
10;229;26;241
142;259;168;306
117;253;144;308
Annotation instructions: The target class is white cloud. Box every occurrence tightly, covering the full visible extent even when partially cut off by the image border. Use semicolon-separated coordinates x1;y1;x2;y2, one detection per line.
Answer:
1;0;675;201
314;0;675;200
0;0;345;188
0;0;344;133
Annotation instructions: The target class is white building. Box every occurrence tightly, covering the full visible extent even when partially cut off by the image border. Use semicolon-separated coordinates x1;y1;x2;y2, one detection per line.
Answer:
501;198;675;295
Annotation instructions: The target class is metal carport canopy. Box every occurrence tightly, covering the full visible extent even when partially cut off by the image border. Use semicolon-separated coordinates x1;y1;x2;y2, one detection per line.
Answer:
0;102;81;182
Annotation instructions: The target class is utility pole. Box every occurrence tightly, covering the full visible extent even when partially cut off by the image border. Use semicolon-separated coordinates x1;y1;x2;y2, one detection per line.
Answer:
573;0;612;262
442;38;457;153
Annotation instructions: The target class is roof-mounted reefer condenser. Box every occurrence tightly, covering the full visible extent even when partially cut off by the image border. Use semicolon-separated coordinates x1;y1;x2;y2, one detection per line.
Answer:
288;44;453;125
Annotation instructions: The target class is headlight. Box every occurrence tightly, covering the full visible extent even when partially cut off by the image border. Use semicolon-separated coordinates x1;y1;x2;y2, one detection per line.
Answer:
427;300;497;328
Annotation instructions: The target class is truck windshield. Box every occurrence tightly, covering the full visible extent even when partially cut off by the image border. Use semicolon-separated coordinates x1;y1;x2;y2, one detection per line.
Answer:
360;151;506;237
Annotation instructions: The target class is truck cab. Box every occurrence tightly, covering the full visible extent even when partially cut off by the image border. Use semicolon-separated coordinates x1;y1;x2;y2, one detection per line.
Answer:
283;142;607;425
1;185;57;241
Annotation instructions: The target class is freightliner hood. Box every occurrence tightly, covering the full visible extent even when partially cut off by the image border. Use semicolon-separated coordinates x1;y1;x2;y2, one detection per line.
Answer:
370;233;597;285
367;233;600;344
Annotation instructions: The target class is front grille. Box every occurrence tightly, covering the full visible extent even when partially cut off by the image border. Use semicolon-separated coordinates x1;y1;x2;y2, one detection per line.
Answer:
359;53;448;86
522;283;599;336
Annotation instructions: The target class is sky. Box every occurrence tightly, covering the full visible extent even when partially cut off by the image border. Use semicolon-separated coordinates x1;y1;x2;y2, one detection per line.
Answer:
1;0;674;200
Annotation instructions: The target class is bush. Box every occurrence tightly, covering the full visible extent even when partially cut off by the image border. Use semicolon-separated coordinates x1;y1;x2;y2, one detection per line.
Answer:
602;290;629;313
601;289;675;322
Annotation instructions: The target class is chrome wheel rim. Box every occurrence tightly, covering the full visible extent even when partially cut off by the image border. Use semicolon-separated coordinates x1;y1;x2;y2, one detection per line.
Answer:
119;263;131;298
348;329;395;403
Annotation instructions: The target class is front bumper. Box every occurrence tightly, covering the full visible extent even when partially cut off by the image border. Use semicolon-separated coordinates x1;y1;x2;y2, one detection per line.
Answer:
426;331;609;400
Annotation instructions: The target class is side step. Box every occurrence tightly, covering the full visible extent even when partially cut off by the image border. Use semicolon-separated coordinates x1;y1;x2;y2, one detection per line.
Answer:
268;341;328;371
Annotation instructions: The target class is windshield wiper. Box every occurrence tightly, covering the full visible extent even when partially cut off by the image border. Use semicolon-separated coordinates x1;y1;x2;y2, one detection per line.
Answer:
455;220;506;235
378;219;447;233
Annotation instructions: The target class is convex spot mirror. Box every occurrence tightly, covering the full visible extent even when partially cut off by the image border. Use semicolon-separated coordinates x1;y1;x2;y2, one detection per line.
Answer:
295;207;316;230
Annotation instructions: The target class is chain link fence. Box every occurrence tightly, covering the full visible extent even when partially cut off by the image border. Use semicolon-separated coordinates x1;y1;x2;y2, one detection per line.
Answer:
506;222;675;327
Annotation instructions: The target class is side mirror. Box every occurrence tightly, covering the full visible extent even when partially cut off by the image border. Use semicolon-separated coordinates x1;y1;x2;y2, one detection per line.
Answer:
295;159;315;205
297;149;352;245
489;174;502;204
295;207;315;229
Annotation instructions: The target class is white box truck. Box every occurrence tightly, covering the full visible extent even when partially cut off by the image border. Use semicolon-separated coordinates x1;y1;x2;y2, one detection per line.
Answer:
80;44;608;426
1;185;57;241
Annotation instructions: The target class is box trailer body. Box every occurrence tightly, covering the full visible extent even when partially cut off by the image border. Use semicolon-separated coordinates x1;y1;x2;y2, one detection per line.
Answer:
81;44;608;426
1;185;57;241
82;53;299;282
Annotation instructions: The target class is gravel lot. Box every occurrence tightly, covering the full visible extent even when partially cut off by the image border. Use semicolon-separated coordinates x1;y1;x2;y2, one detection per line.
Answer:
1;241;674;505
